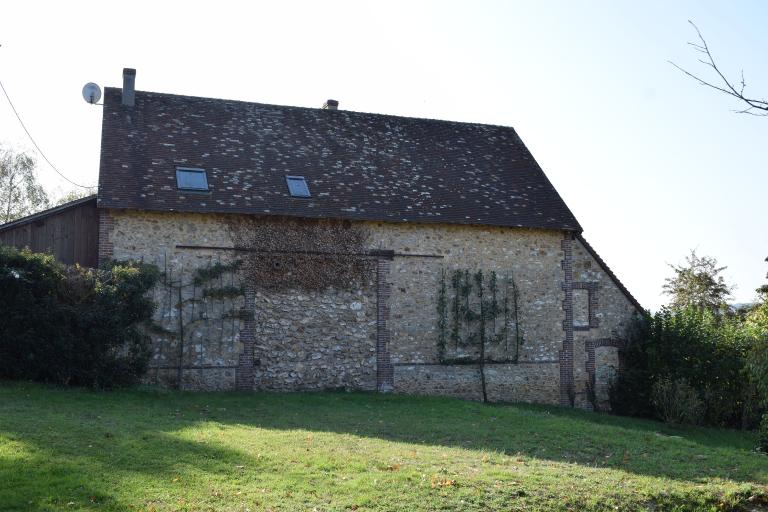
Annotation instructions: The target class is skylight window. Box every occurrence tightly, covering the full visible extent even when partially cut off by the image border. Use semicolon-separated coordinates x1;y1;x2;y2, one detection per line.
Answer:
176;168;209;191
286;175;311;198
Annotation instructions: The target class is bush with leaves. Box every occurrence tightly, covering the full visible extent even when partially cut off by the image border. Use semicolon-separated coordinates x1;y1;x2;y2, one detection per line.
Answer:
0;246;159;387
651;377;705;425
610;307;754;427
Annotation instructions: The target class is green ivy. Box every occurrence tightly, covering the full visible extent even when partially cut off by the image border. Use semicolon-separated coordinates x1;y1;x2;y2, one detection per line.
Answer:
202;285;246;299
193;260;242;285
436;269;448;361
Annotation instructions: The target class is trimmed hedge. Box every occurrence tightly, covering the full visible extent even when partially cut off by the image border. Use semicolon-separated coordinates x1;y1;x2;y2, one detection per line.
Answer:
0;246;159;387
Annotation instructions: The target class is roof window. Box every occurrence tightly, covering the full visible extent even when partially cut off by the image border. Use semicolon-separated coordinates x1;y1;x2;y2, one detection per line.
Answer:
176;168;209;191
285;175;311;198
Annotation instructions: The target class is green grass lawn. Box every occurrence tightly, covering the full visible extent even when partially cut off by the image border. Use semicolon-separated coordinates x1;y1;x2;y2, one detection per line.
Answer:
0;383;765;512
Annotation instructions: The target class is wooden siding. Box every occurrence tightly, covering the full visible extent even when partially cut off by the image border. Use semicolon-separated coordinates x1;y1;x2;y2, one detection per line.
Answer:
0;199;99;267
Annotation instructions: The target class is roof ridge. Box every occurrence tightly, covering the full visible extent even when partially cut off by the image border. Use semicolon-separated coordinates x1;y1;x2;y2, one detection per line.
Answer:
103;87;521;132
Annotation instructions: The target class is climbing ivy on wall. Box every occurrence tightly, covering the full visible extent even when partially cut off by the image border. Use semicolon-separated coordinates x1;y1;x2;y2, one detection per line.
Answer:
226;216;373;291
436;268;524;365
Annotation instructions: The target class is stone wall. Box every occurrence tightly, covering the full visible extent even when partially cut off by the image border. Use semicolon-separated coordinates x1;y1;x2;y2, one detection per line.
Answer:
102;209;638;406
366;222;568;404
250;287;377;391
393;363;561;404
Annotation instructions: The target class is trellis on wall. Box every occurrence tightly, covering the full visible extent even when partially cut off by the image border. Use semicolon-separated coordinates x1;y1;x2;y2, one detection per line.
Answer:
436;268;524;364
436;268;525;402
149;253;247;388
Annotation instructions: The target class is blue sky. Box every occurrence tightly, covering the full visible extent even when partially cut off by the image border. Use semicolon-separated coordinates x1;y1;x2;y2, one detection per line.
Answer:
1;0;766;310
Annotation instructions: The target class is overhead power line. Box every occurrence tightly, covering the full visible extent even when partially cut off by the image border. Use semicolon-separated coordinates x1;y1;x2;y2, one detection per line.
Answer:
0;78;96;189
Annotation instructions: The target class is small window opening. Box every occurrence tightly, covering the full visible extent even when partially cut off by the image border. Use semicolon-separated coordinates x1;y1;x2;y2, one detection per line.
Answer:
286;175;311;198
176;168;209;191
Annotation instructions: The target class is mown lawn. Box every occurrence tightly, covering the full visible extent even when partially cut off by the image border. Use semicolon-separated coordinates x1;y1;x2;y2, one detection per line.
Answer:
0;383;766;512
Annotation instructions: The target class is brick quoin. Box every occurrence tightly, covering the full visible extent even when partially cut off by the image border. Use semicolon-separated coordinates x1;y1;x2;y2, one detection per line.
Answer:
559;232;575;406
97;209;115;267
236;286;257;390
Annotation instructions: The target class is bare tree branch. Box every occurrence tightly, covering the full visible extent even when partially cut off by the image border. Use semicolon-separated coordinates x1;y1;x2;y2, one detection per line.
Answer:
670;21;768;116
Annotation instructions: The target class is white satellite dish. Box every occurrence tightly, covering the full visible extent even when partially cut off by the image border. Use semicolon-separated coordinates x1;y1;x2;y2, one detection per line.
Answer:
82;82;102;104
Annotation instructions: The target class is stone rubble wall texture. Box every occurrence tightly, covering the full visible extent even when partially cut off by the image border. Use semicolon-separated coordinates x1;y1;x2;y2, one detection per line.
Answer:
570;240;637;409
103;209;638;407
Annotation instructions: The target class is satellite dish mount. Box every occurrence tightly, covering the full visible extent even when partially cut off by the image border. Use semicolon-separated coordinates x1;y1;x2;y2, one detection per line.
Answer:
82;82;102;105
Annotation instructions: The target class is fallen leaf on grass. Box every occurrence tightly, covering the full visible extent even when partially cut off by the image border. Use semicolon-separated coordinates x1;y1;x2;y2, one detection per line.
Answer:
430;476;457;488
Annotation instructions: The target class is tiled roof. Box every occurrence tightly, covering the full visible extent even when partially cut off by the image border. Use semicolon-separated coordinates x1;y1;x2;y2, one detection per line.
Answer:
97;88;581;231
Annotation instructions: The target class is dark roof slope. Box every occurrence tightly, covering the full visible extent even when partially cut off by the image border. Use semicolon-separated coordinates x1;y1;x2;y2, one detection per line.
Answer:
98;88;581;231
0;195;97;232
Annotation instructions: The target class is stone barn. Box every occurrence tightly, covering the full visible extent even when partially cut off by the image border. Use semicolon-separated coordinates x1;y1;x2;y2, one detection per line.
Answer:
5;68;644;408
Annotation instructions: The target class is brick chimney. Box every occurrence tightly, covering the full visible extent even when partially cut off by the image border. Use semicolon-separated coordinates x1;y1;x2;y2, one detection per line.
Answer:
122;68;136;107
322;99;339;110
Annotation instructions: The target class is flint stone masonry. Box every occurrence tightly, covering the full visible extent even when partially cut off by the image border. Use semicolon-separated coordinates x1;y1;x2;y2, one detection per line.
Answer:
251;287;377;391
394;363;561;404
103;209;638;406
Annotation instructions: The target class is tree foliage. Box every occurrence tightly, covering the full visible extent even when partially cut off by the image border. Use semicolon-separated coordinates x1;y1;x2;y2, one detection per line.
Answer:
0;246;159;387
745;258;768;446
54;188;93;206
662;250;732;314
0;146;49;223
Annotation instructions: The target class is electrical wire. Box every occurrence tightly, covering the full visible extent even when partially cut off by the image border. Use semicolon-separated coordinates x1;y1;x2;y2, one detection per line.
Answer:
0;78;96;190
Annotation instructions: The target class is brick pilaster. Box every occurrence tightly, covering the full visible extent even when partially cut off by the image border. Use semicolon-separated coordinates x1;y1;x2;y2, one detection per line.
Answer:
97;209;115;267
236;286;257;390
560;233;575;406
376;256;394;392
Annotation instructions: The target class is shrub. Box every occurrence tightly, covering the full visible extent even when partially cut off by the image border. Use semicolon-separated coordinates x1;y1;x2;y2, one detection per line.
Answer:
610;307;754;427
0;246;159;387
651;377;704;425
746;338;768;409
759;414;768;453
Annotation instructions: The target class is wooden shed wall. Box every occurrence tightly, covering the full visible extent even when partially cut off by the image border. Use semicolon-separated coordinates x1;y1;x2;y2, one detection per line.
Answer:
0;200;99;267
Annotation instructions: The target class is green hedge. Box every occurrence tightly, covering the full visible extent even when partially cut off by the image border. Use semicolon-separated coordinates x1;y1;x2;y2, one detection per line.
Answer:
0;246;159;387
611;307;763;429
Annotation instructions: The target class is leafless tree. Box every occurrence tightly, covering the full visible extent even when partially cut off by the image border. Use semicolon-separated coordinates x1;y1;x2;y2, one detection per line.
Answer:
670;21;767;116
